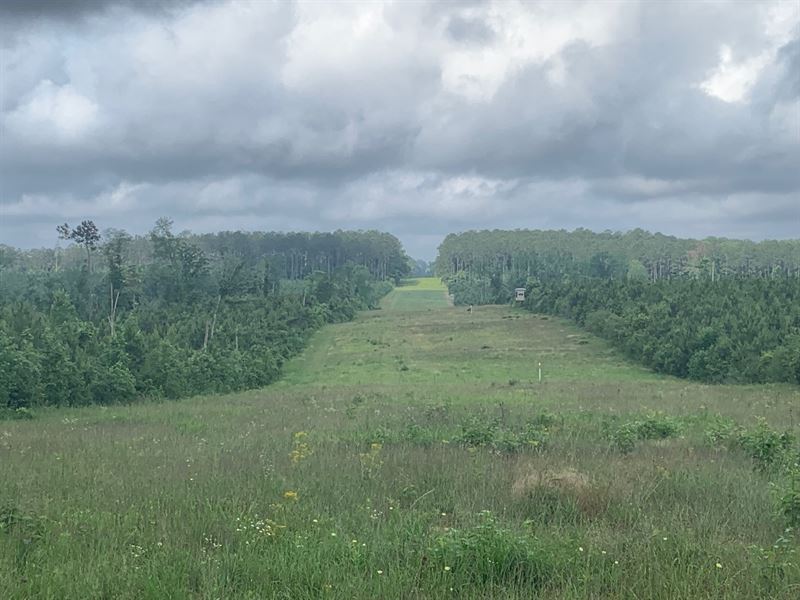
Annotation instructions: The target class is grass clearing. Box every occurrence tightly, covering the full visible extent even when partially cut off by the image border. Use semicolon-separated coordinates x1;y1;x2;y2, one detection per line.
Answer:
379;276;450;311
1;278;799;598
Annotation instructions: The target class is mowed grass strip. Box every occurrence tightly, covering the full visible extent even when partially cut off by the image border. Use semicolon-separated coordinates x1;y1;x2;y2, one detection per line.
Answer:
1;283;798;598
380;277;450;311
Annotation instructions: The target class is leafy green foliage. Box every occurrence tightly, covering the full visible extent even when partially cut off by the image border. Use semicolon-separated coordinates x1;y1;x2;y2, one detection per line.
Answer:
612;414;681;454
612;423;638;454
427;511;567;589
436;229;800;296
436;229;800;385
0;223;403;410
533;278;800;384
1;286;799;598
634;415;682;440
457;415;499;447
739;422;795;468
778;467;800;527
706;418;795;470
456;415;549;453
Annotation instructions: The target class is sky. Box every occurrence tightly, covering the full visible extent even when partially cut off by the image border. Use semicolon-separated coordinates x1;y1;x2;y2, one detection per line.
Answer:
1;0;798;260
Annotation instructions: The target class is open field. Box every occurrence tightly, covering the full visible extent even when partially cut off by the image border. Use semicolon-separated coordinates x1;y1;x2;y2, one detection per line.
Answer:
378;277;451;311
2;278;799;598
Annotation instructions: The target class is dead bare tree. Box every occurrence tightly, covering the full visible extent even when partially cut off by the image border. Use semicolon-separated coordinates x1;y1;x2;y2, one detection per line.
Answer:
108;283;120;337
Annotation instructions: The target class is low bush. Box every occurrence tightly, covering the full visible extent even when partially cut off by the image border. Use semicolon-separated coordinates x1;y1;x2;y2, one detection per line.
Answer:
427;511;570;589
739;420;794;469
635;414;681;440
457;416;499;447
705;417;794;470
612;413;681;454
456;416;549;453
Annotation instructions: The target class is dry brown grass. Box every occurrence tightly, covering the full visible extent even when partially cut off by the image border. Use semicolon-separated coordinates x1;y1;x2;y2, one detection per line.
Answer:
511;464;611;518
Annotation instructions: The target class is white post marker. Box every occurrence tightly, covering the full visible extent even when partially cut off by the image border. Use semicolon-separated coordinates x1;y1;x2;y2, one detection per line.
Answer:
538;361;542;383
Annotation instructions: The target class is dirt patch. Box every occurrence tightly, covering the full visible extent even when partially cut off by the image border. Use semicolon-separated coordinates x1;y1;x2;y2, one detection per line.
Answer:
512;467;591;498
512;466;608;518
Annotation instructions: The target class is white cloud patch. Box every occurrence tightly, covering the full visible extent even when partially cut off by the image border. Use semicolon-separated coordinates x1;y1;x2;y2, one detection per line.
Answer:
5;80;99;142
700;44;771;103
699;2;799;103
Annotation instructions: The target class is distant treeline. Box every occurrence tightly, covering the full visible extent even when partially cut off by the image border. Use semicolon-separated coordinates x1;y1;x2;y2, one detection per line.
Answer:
1;227;410;283
437;229;800;304
436;228;800;384
0;221;408;412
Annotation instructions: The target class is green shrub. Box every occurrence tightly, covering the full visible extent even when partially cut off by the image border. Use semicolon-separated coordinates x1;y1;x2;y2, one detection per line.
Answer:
612;414;681;454
612;423;638;454
457;416;499;447
778;465;800;527
427;511;567;589
521;422;549;450
492;429;525;453
706;417;795;470
456;415;549;453
89;362;137;405
739;420;794;468
635;414;681;440
704;417;742;445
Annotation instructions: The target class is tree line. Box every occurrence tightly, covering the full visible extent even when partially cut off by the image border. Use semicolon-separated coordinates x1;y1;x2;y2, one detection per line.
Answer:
435;228;800;384
2;227;410;284
526;277;800;384
0;220;408;412
436;228;800;304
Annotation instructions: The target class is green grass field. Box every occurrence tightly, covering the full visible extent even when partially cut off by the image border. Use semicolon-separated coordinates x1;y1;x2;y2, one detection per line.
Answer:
2;278;799;598
379;277;451;311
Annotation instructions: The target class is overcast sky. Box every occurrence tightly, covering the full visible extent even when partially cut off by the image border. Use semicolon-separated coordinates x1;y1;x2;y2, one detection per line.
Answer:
1;0;798;259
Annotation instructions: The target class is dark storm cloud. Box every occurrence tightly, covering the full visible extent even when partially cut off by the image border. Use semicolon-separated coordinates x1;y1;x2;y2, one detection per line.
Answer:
0;0;798;258
0;0;204;20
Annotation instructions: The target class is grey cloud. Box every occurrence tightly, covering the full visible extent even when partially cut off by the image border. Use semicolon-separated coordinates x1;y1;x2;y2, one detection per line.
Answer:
413;8;795;189
0;0;798;259
0;0;204;21
774;37;800;100
446;15;495;44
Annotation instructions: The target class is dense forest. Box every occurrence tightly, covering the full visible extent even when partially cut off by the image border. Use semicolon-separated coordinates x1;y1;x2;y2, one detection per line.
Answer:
436;229;800;305
0;220;408;412
2;227;410;283
528;278;800;384
437;229;800;384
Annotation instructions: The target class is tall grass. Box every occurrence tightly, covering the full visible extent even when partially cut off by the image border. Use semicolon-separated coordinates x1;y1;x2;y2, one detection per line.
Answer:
1;282;798;598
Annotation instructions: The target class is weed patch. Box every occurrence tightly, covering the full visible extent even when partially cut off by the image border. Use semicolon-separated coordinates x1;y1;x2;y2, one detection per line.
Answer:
0;501;46;568
456;415;549;453
705;417;795;469
0;407;34;421
611;413;681;454
777;463;800;527
426;511;571;590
